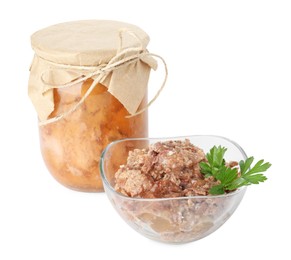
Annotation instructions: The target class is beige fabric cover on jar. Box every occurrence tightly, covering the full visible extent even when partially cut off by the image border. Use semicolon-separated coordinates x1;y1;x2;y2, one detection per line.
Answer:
28;20;158;192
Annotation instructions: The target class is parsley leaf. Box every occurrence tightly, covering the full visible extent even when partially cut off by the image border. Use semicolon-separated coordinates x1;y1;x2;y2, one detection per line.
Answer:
209;184;225;195
206;145;226;169
200;146;271;195
200;146;227;178
227;157;270;190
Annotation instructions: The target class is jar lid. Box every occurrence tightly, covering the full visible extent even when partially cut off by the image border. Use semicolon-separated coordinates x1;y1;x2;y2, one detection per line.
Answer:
31;20;150;66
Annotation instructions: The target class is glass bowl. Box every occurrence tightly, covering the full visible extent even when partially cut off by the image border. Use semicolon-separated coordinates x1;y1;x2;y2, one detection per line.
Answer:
100;135;247;244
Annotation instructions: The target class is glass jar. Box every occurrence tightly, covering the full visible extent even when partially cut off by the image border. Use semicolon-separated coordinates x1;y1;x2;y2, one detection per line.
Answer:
39;80;148;191
28;20;155;192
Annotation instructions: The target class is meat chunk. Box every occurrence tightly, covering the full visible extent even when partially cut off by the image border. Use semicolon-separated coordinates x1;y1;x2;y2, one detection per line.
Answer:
115;168;153;197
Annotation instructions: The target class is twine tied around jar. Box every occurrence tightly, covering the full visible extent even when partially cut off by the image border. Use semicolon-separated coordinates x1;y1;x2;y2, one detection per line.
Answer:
37;30;168;126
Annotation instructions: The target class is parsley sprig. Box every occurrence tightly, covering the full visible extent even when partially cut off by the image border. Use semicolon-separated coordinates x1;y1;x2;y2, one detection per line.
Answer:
199;146;271;195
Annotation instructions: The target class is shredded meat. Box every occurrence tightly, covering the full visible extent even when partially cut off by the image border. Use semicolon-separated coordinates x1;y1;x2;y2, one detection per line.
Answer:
114;139;220;198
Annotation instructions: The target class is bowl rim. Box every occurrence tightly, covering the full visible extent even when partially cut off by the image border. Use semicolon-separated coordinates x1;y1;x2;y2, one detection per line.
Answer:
100;134;248;201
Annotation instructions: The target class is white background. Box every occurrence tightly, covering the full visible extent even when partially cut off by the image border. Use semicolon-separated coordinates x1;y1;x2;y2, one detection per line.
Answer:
1;0;290;259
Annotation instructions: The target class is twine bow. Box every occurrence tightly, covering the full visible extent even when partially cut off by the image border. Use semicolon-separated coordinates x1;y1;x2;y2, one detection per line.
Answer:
38;30;168;126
